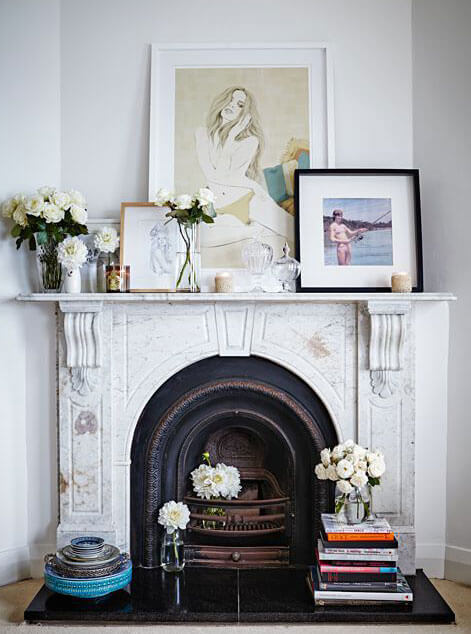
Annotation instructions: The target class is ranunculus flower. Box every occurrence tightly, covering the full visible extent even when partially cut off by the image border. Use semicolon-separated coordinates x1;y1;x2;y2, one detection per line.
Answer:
326;464;339;481
315;463;328;480
368;459;386;478
320;448;331;467
70;204;88;225
43;203;65;223
174;194;193;210
52;190;71;209
25;194;45;216
337;479;353;494
351;471;368;488
158;500;190;534
154;187;171;206
336;458;354;479
196;187;215;206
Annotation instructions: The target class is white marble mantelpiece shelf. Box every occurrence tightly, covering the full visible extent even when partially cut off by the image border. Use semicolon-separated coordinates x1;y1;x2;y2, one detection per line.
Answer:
16;292;456;304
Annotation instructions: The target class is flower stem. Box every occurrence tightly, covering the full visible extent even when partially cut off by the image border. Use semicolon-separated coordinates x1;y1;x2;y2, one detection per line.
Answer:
173;531;179;567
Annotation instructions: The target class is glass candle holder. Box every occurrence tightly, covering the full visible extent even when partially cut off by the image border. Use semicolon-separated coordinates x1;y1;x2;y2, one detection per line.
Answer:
105;265;130;293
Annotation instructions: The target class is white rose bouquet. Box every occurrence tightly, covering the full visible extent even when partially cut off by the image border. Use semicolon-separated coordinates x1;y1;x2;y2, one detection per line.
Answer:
153;187;216;291
314;440;386;517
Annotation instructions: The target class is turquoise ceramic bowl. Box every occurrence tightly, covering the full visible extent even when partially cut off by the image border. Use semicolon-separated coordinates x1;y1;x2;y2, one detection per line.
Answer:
44;559;132;598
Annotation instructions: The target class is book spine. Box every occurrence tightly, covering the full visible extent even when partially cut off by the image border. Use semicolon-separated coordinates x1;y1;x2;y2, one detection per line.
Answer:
319;558;397;566
320;565;397;574
319;579;398;591
321;572;397;583
326;532;395;542
318;549;398;557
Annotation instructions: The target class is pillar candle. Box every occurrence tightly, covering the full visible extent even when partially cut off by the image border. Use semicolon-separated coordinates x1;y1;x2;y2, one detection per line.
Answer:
215;272;234;293
391;272;412;293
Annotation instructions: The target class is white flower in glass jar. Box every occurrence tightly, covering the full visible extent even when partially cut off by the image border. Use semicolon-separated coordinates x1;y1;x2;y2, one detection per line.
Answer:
320;448;331;467
24;194;44;217
158;500;190;534
315;463;328;480
69;204;88;225
174;194;193;210
217;464;241;499
191;464;218;500
368;458;386;478
57;236;88;270
154;187;172;206
196;187;215;207
336;458;354;479
337;479;353;495
350;470;368;489
68;189;86;207
326;464;339;481
12;204;28;227
43;202;65;223
94;227;119;253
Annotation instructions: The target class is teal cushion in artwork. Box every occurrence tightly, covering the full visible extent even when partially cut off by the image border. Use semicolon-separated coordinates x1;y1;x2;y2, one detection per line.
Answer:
297;151;309;169
263;165;289;203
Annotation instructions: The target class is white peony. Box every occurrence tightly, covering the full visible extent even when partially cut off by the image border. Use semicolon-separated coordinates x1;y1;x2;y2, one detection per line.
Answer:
320;448;331;467
43;203;65;223
351;470;368;488
24;194;45;216
314;463;328;480
326;464;339;481
13;204;28;227
216;464;241;499
368;458;386;478
69;204;88;225
154;187;171;206
337;479;353;494
158;500;190;534
57;236;88;270
2;197;18;218
336;458;354;479
174;194;193;210
68;190;86;207
191;464;218;500
196;187;215;207
52;190;71;209
94;227;119;253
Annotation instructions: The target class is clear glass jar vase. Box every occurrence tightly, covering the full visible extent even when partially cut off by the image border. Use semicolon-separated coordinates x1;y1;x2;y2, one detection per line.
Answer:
335;484;371;524
175;221;201;292
161;529;185;572
36;239;62;292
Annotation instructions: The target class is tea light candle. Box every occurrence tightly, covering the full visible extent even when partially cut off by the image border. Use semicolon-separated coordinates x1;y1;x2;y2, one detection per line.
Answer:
215;271;234;293
391;272;412;293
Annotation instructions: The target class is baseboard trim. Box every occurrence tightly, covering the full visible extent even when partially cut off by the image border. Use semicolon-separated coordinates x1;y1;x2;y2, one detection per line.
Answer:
445;544;471;585
0;546;31;586
416;543;445;578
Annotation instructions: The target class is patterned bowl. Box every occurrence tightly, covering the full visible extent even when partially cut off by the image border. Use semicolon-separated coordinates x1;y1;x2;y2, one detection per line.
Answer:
44;559;132;598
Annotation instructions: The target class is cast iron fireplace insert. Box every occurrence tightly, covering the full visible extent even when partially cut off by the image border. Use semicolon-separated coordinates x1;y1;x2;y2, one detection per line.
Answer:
130;356;337;569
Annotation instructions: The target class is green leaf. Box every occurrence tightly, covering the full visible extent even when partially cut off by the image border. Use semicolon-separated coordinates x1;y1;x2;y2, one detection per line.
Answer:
15;237;23;250
202;214;215;224
36;231;48;245
29;235;37;251
11;224;22;238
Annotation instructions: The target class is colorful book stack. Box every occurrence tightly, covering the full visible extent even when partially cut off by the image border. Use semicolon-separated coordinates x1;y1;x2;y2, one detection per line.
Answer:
308;513;413;606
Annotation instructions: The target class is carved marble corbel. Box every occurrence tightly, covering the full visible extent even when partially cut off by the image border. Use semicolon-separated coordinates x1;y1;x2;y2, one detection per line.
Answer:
367;301;411;399
59;301;103;395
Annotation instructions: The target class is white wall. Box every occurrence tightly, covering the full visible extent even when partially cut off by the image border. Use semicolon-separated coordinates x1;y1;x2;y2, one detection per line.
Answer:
0;0;454;584
412;0;471;584
0;0;60;585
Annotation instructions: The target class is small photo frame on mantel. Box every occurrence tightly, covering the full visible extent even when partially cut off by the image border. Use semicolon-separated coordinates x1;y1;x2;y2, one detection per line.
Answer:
120;202;177;292
295;169;423;292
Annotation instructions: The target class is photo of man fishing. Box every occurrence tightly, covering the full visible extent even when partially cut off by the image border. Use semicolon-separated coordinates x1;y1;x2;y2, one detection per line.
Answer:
323;198;393;266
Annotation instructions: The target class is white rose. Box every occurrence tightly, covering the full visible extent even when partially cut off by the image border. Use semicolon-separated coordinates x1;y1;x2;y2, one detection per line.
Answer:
13;204;28;227
52;191;71;209
336;458;354;479
174;194;193;210
368;459;386;478
366;451;376;463
42;203;65;223
94;227;119;254
24;194;45;216
158;500;190;534
351;471;368;488
343;439;355;451
68;190;86;207
196;187;215;206
2;197;17;218
314;463;328;480
337;479;353;494
326;464;339;481
356;460;367;471
38;186;56;200
70;204;88;225
320;448;331;467
332;444;345;461
352;444;367;460
154;187;171;206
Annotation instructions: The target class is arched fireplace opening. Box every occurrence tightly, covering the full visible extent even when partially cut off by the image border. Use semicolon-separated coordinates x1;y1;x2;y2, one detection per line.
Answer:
130;356;338;568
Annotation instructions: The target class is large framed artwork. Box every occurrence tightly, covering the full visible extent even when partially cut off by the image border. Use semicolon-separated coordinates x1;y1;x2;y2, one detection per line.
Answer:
120;203;177;292
149;43;334;269
295;169;423;292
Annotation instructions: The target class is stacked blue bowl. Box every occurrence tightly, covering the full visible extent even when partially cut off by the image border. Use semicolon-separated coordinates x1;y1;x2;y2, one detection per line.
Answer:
44;537;132;599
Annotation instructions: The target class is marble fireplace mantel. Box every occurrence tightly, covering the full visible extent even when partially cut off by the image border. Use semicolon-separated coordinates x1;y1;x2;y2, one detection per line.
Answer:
17;292;455;575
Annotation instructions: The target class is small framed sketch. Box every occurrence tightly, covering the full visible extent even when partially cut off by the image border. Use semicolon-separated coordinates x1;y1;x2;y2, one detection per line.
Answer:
120;202;177;292
295;169;423;292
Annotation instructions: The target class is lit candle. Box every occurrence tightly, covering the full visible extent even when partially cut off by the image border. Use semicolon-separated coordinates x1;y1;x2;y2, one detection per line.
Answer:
391;272;412;293
215;272;233;293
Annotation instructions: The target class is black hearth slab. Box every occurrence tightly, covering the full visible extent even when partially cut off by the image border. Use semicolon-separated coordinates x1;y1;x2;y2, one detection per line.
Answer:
25;567;238;623
238;568;455;623
24;567;454;624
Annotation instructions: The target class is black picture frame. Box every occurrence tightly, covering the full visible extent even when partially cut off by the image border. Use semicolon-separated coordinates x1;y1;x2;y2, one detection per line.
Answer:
294;168;423;293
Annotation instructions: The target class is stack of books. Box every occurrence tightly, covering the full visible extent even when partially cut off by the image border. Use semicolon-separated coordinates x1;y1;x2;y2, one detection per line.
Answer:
308;513;413;606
